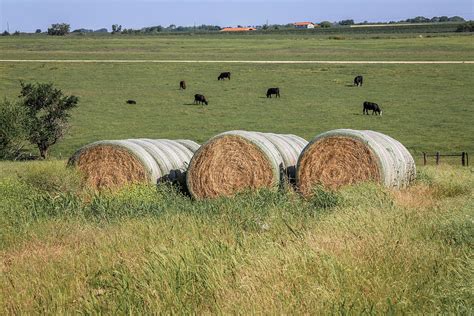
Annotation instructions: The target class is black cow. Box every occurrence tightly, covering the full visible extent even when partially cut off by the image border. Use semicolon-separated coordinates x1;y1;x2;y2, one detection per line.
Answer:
266;88;280;98
194;94;209;105
180;80;186;90
354;75;363;87
126;100;137;104
218;72;231;80
363;101;382;115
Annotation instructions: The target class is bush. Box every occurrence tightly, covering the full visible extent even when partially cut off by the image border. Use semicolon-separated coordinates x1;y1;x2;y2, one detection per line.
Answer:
47;23;70;36
456;21;474;32
338;19;355;26
320;21;332;28
18;81;79;159
0;99;28;160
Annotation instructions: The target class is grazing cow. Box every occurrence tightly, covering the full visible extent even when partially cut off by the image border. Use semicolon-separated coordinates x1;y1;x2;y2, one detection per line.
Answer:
354;75;363;87
266;88;280;98
126;100;137;104
194;94;209;105
218;72;231;80
363;101;382;115
180;80;186;90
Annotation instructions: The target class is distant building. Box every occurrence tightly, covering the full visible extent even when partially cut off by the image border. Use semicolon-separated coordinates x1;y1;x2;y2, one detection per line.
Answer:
220;27;257;32
293;22;316;29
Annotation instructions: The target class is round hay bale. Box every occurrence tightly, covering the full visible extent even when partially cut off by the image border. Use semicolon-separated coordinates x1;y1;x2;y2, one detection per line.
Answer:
186;130;308;199
69;139;200;190
296;129;416;196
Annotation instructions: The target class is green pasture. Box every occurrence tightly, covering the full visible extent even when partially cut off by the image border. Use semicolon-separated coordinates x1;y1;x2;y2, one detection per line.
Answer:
0;31;473;314
0;32;472;61
0;61;472;161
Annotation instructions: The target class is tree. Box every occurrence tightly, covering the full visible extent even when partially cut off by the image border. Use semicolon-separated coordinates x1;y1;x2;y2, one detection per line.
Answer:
1;31;10;36
47;23;70;36
18;82;79;159
338;19;354;26
449;16;465;22
35;29;42;33
0;99;28;159
456;21;474;32
320;21;332;28
112;24;122;34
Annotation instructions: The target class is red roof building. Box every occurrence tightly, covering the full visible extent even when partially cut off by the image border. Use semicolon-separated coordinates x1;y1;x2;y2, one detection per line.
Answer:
293;22;316;29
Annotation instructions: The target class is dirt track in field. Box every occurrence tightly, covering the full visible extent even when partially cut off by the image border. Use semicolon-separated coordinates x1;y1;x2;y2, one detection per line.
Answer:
0;60;472;64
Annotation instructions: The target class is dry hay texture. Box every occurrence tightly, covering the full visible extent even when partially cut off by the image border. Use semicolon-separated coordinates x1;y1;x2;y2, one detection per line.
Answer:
186;131;308;199
297;129;416;197
69;139;200;190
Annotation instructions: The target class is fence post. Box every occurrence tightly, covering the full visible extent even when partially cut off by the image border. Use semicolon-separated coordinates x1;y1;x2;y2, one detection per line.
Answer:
462;152;466;166
435;152;440;165
423;152;427;165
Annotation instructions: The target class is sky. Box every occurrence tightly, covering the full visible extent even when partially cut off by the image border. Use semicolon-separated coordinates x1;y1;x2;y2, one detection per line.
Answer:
0;0;472;32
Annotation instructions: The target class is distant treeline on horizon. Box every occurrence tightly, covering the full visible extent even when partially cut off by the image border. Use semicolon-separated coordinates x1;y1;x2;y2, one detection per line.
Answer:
1;15;469;35
73;16;468;34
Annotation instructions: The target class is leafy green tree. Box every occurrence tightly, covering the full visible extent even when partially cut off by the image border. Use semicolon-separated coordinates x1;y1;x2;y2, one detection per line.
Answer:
1;31;9;36
338;19;354;25
18;82;79;159
449;16;465;22
0;99;28;159
112;24;122;34
47;23;70;36
320;21;332;28
35;29;42;33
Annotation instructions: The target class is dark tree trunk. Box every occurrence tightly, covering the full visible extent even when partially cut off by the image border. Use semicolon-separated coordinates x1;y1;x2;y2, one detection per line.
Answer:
39;145;49;159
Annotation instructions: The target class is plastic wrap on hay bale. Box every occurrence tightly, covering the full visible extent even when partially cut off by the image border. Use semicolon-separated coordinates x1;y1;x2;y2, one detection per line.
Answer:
69;139;200;190
296;129;416;197
186;130;308;199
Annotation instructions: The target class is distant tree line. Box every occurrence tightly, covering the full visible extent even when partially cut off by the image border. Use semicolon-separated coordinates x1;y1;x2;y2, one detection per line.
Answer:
118;24;222;34
402;16;465;23
1;16;468;36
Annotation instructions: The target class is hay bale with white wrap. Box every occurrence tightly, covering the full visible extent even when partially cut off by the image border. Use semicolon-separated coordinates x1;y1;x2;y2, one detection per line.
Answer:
296;129;416;196
186;130;308;199
69;139;200;190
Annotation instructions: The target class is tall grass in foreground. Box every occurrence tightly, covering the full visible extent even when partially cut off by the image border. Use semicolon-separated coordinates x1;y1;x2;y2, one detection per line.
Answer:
0;162;473;314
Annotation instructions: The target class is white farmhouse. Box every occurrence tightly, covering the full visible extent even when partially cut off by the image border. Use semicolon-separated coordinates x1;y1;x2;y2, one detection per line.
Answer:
293;22;316;29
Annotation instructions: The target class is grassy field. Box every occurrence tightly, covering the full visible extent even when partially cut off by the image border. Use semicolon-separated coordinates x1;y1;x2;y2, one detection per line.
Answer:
1;33;473;163
1;31;473;313
0;161;473;313
0;61;473;162
0;32;473;61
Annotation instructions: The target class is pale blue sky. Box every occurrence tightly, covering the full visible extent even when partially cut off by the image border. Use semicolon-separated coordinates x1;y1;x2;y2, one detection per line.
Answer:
1;0;472;32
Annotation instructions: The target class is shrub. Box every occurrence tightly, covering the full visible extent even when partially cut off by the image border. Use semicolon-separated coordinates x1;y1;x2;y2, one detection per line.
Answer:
47;23;70;36
18;81;79;159
0;99;28;160
320;21;332;28
456;21;474;32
